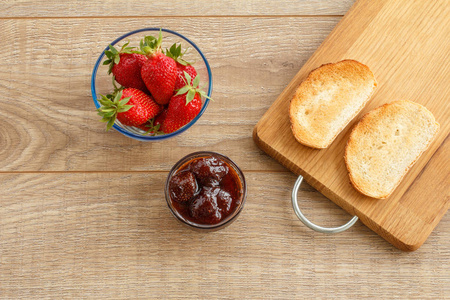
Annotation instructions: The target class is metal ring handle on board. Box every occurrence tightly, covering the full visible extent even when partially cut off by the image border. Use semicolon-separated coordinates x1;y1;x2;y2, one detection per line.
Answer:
292;175;359;234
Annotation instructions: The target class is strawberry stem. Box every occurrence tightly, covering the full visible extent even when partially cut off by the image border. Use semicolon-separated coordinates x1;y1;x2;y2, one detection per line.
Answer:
139;118;165;136
103;41;135;74
111;76;124;93
97;90;133;131
165;42;192;66
175;71;214;105
134;29;164;57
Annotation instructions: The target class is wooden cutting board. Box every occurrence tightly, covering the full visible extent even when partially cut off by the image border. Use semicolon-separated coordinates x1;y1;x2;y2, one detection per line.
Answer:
253;0;449;251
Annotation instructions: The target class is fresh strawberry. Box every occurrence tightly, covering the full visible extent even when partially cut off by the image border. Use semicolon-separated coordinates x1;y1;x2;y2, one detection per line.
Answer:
112;54;148;91
162;93;202;133
154;108;168;128
97;88;161;130
118;88;161;126
165;43;198;91
138;32;177;105
161;72;212;133
103;43;148;91
174;63;197;91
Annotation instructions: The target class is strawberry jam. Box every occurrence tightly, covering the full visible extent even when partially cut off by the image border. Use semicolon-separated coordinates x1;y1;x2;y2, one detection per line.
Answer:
167;154;244;226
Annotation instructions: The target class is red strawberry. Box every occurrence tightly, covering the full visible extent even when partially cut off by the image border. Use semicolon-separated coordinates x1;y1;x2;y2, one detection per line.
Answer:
162;72;212;133
104;43;148;91
174;63;197;91
97;88;161;130
113;54;148;91
162;93;202;133
118;88;161;126
139;32;177;105
154;108;168;128
165;43;198;91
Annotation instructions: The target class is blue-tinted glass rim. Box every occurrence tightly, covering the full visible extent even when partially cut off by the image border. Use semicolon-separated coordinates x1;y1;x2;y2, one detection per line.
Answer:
91;28;212;141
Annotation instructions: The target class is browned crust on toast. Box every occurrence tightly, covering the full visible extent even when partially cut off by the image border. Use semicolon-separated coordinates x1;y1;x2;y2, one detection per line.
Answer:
289;59;377;149
344;100;440;199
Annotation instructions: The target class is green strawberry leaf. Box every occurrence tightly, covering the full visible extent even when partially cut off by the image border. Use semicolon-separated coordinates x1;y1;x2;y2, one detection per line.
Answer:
99;108;115;113
120;41;134;54
113;91;123;103
106;115;116;131
138;39;146;54
110;45;119;55
156;29;163;48
105;45;119;74
199;90;214;101
171;43;180;56
175;85;190;96
175;73;214;105
98;98;111;106
177;59;188;66
183;71;192;86
96;91;135;131
193;74;200;88
134;32;163;56
165;42;191;65
117;105;133;113
186;89;195;104
118;96;131;106
104;51;113;60
103;111;116;118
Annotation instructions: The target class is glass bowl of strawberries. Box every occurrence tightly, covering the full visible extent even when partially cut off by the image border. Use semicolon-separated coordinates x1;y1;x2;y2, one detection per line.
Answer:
91;28;212;141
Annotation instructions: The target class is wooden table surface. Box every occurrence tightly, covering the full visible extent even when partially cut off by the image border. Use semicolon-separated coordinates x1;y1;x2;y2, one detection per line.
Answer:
1;1;448;299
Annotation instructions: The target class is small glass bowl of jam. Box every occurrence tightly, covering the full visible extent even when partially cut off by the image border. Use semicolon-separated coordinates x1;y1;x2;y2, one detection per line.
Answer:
165;151;247;231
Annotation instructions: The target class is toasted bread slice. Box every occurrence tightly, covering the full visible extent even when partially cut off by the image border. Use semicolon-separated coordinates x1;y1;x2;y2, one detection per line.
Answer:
345;100;439;199
290;60;377;148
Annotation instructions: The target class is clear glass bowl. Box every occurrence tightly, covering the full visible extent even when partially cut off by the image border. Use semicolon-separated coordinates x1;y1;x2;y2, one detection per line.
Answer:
91;28;212;141
165;151;247;231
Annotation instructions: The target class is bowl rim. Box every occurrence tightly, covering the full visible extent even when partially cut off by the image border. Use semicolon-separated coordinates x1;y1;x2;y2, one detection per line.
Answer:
165;151;247;230
91;27;212;141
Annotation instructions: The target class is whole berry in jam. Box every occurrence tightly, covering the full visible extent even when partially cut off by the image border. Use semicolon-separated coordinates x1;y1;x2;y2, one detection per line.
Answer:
189;187;221;224
169;171;198;204
217;189;233;215
189;156;229;187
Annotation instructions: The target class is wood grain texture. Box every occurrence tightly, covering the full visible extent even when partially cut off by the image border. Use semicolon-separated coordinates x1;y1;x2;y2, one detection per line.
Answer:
0;0;354;17
1;0;449;298
254;0;450;250
0;17;339;171
1;172;449;299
